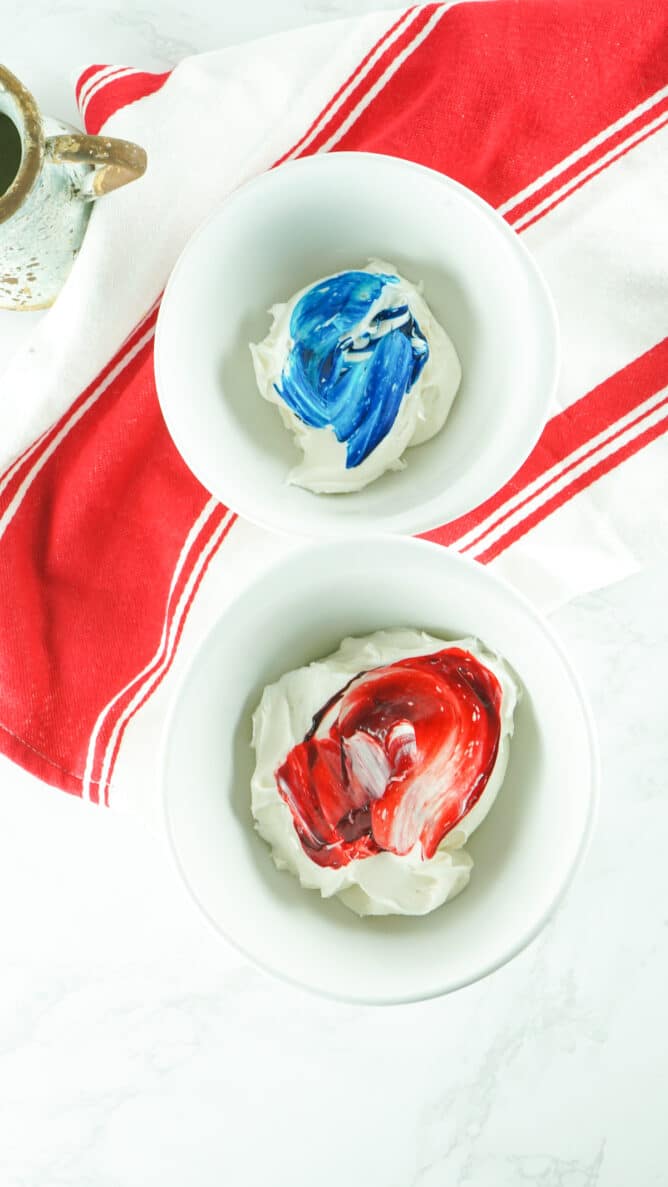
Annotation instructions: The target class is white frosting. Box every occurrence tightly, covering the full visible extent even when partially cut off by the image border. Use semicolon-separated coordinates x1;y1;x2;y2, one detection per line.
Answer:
251;630;519;916
250;260;461;493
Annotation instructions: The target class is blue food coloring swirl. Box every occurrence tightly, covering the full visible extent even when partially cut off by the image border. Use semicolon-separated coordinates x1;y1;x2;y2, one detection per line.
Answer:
275;270;429;468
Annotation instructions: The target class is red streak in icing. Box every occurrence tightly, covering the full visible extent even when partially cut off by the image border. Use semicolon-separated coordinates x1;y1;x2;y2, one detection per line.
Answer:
276;648;503;869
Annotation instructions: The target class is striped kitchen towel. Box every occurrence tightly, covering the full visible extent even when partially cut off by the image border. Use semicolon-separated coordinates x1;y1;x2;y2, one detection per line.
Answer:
0;0;666;819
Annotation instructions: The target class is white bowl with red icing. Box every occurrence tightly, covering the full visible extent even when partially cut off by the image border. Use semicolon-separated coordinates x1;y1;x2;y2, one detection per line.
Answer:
161;536;598;1004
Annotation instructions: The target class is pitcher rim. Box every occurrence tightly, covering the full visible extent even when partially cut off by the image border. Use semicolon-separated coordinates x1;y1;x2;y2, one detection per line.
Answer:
0;65;44;224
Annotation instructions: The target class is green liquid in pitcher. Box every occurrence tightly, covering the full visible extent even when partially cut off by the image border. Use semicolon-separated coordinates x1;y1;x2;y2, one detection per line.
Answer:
0;113;22;197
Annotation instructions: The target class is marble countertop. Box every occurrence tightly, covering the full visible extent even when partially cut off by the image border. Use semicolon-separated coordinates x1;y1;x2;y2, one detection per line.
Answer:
1;3;667;1185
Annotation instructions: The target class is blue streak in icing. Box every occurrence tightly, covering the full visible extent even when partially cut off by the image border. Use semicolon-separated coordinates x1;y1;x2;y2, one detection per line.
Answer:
275;270;429;468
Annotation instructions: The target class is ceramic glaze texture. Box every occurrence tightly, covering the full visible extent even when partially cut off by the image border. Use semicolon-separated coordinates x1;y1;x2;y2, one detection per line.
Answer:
0;117;91;311
0;66;146;309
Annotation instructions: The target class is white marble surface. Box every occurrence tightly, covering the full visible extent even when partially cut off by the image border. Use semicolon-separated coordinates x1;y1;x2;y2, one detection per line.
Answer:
1;3;667;1185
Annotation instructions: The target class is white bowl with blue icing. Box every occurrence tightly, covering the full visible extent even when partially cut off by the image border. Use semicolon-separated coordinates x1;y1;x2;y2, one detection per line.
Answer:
156;152;559;536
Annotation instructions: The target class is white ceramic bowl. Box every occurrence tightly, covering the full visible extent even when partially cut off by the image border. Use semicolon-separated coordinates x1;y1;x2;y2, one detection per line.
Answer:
155;152;558;537
161;537;597;1004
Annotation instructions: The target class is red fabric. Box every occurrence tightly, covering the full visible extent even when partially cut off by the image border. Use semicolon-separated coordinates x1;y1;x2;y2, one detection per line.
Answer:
1;0;667;801
75;63;104;104
330;0;668;209
84;70;172;135
425;338;668;553
475;411;668;565
273;5;422;167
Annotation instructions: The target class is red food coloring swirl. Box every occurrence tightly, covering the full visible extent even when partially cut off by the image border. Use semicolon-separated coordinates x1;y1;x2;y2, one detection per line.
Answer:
275;648;503;869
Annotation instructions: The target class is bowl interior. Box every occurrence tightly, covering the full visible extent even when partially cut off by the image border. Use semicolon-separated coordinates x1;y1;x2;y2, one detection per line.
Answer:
162;539;596;1003
156;153;557;536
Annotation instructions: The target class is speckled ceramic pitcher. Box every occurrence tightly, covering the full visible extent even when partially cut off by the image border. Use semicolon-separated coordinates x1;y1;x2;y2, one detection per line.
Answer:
0;65;146;310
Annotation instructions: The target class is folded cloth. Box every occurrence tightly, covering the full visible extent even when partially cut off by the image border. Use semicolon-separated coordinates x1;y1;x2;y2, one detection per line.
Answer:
0;1;666;821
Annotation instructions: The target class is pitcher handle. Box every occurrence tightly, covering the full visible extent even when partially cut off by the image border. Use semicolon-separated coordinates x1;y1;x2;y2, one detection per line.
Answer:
45;133;147;199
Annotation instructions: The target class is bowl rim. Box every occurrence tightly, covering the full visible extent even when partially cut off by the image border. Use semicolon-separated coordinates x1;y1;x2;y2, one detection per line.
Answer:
160;534;599;1005
154;151;561;539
